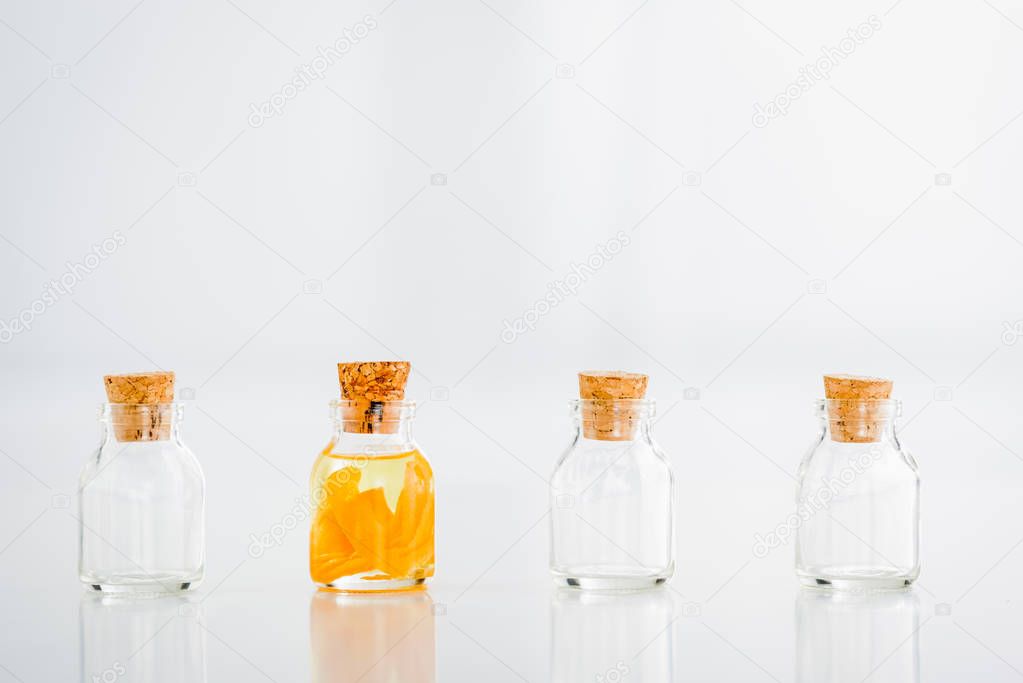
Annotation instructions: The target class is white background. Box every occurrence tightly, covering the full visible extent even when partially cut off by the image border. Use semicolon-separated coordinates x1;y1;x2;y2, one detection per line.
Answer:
1;0;1022;680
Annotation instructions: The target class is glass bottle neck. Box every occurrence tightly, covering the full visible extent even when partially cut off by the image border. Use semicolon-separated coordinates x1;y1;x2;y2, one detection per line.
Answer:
100;403;183;443
332;419;414;444
330;400;416;452
821;419;896;443
571;399;655;443
817;399;900;444
572;420;652;444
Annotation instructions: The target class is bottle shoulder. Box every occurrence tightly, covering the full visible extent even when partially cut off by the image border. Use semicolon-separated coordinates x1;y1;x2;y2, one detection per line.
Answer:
80;438;204;488
318;438;427;461
798;435;918;486
552;436;672;481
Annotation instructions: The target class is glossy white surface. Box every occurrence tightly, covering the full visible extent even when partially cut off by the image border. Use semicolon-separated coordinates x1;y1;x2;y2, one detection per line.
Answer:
3;471;1023;683
2;0;1022;679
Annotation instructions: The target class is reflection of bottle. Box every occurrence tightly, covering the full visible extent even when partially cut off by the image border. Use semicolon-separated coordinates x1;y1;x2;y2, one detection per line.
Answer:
796;589;920;683
551;588;674;683
310;590;436;683
80;593;206;683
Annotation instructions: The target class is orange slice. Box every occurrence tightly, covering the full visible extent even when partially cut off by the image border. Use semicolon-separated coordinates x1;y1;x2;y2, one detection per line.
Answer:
310;467;363;583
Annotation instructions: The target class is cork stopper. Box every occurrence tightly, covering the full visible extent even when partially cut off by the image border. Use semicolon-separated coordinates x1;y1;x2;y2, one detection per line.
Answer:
823;374;893;443
103;372;175;442
578;371;648;441
338;361;410;434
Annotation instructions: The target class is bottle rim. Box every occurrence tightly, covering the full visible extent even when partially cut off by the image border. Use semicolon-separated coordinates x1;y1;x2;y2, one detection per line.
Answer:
569;398;656;417
814;398;902;418
329;399;416;421
98;402;185;420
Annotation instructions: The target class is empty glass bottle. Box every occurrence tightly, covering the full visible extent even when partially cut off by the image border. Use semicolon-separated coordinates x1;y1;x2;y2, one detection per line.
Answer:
795;375;920;589
79;372;205;593
550;372;675;590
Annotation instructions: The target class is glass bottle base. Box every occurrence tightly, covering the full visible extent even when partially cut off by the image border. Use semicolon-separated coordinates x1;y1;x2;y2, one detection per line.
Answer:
82;571;202;595
797;566;917;591
551;565;673;591
316;577;427;594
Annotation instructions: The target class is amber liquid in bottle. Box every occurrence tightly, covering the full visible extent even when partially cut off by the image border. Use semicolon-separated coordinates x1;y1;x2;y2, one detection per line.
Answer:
310;447;434;589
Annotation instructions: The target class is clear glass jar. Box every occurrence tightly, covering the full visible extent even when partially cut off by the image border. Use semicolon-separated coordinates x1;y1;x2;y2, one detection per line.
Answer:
309;400;435;592
550;399;675;589
796;588;920;682
80;592;207;682
795;399;920;589
79;402;205;593
310;590;435;682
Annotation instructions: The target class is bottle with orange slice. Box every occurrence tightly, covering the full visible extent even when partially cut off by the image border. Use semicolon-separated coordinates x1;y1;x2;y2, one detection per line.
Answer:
309;361;435;592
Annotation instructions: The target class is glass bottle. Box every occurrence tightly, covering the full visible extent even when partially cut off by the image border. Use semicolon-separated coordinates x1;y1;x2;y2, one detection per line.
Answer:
79;372;205;593
795;375;920;589
550;371;675;590
309;362;434;592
